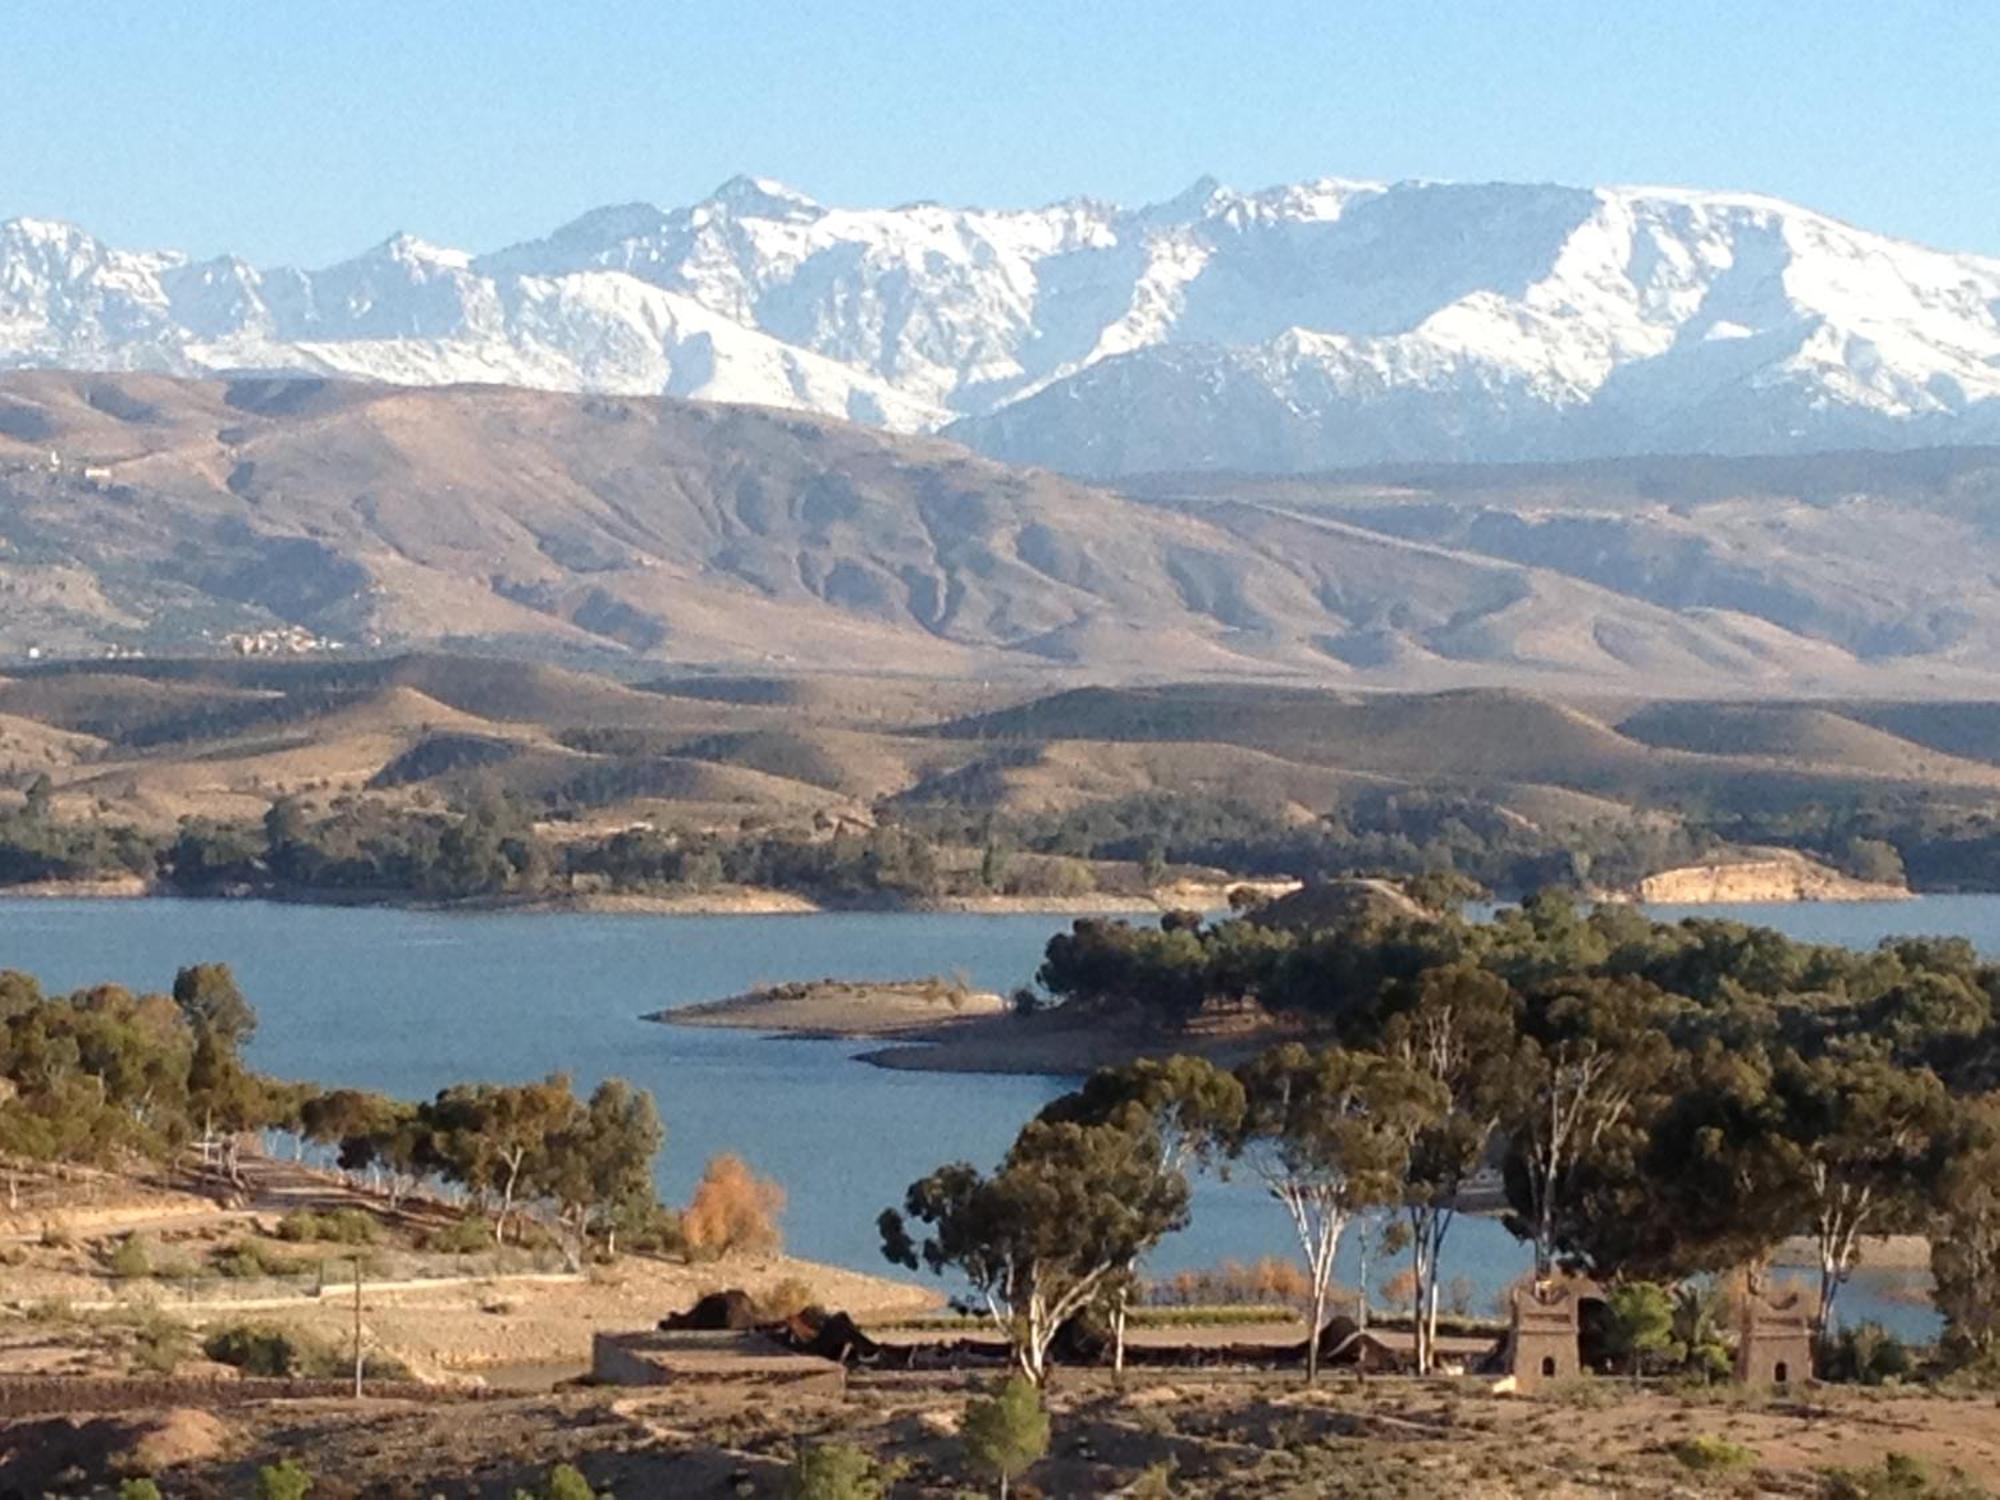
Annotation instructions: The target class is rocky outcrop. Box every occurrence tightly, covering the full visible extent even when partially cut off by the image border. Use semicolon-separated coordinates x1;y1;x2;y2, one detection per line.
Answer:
1633;851;1908;905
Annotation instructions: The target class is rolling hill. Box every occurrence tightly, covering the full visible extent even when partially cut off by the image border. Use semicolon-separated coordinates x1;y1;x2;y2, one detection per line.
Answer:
8;371;2000;693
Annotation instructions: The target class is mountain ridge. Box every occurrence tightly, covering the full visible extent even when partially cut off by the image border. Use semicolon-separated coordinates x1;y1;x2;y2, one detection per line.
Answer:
6;174;2000;473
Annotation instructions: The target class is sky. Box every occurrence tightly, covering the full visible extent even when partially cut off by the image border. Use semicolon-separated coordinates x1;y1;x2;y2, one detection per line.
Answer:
4;1;1996;267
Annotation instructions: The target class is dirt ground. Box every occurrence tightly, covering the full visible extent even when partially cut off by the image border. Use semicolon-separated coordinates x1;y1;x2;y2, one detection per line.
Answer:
8;1374;2000;1498
0;1157;938;1385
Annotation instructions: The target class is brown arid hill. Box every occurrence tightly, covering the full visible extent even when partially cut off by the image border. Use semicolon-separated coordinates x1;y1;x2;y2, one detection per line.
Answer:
9;656;2000;871
8;369;2000;692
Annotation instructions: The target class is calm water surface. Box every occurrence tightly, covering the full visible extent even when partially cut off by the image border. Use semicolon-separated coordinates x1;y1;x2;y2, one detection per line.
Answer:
0;895;1972;1335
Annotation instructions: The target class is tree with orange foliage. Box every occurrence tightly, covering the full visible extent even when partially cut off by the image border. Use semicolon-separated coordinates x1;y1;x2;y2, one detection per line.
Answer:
683;1153;785;1258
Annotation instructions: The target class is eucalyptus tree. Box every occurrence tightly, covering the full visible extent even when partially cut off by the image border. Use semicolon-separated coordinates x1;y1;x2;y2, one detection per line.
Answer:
881;1114;1191;1384
1231;1043;1442;1382
1037;1054;1243;1370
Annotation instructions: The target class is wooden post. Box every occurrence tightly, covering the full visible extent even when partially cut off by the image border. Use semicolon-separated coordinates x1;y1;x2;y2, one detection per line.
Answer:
352;1254;364;1400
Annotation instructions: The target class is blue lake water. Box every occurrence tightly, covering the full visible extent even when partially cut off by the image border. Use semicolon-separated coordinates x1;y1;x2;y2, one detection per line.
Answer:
0;895;1971;1336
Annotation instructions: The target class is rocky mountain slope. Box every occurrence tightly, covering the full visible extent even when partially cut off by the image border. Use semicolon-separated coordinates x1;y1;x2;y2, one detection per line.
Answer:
5;371;2000;692
5;175;2000;473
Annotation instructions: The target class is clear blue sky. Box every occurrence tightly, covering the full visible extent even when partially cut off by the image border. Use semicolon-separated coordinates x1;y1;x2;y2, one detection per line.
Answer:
7;1;1995;266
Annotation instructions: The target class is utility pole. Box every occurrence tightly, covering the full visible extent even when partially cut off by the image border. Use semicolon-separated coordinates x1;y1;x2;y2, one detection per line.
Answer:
352;1253;364;1400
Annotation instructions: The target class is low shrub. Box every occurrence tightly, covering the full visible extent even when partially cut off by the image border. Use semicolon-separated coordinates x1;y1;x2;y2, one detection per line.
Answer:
512;1465;601;1500
1820;1452;1989;1499
423;1215;496;1254
1667;1435;1756;1473
202;1321;410;1381
255;1458;313;1500
129;1310;192;1376
785;1441;899;1500
275;1208;378;1245
1825;1322;1915;1386
106;1234;152;1280
212;1239;298;1279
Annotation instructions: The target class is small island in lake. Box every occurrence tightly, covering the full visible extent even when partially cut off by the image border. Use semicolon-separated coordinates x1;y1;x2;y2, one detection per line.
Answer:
646;977;1010;1038
647;972;1282;1076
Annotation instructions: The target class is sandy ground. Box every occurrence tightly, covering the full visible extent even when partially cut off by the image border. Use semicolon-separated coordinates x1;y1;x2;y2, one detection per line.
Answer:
0;1158;940;1385
12;1373;2000;1497
226;1254;941;1381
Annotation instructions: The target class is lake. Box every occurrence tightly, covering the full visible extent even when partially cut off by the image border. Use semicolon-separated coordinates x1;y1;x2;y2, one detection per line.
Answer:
1;894;1975;1336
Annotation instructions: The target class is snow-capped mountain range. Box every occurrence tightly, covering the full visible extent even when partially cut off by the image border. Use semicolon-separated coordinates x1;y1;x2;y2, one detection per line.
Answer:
7;174;2000;474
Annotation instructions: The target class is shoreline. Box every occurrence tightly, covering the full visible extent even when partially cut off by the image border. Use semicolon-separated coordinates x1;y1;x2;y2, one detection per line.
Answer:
0;879;1283;918
0;876;1958;916
646;977;1278;1076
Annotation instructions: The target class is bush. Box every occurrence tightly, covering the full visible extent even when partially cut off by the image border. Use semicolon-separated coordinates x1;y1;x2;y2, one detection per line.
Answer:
683;1154;785;1259
1826;1322;1915;1386
129;1310;192;1376
203;1322;303;1377
786;1441;896;1500
275;1208;378;1245
423;1215;496;1254
512;1464;600;1500
1668;1435;1756;1473
1821;1452;1989;1499
106;1234;152;1280
255;1459;313;1500
202;1321;410;1382
118;1482;163;1500
212;1239;298;1279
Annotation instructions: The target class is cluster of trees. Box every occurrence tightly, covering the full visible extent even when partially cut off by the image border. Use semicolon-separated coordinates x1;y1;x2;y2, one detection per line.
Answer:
0;962;671;1267
297;1074;665;1262
889;898;2000;1382
1;790;1091;905
0;773;155;884
904;788;1720;896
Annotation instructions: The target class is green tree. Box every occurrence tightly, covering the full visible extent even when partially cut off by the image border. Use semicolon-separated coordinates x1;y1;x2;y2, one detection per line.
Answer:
1932;1094;2000;1369
1669;1281;1733;1383
545;1077;665;1262
172;962;257;1049
117;1482;163;1500
1231;1044;1441;1381
1601;1281;1675;1377
961;1375;1049;1500
1767;1050;1956;1339
426;1075;581;1243
882;1116;1190;1383
1501;976;1674;1280
1371;963;1524;1372
1037;1054;1243;1370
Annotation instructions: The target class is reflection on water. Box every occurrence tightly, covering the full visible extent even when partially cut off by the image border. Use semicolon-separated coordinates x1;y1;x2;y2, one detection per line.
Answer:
0;896;1960;1337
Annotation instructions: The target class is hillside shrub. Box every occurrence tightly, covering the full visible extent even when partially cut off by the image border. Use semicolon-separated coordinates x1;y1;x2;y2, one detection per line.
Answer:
275;1208;378;1245
106;1234;151;1280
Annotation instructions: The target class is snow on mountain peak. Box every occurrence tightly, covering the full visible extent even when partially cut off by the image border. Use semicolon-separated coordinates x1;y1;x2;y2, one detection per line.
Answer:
706;175;823;218
4;175;2000;470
